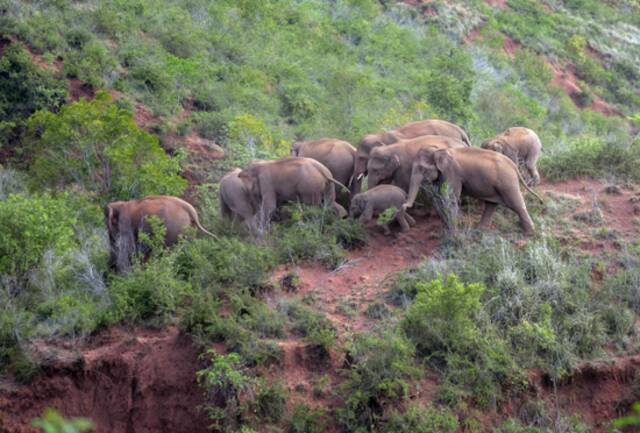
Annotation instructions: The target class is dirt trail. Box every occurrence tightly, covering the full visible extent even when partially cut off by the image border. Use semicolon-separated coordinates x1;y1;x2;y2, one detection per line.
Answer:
272;213;442;336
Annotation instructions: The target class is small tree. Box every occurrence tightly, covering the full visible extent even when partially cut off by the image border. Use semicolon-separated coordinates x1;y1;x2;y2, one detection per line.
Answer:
32;408;93;433
25;91;186;200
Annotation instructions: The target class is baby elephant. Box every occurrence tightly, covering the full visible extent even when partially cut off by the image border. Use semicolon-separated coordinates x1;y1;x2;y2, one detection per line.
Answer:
350;185;416;234
481;127;542;185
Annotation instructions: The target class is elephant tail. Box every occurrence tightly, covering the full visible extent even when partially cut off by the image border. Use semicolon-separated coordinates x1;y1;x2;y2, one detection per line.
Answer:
459;127;471;147
516;166;544;203
186;205;218;239
328;177;350;194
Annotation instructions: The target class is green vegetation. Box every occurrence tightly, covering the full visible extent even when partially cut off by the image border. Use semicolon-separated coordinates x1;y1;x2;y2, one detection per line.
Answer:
24;91;186;200
32;408;93;433
1;0;640;431
0;44;67;146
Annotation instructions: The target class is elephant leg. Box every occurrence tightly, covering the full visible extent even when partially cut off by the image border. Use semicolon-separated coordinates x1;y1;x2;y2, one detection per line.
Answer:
382;223;392;236
477;201;497;229
405;212;416;226
527;160;540;186
332;202;348;218
396;211;412;232
358;202;374;224
503;191;535;235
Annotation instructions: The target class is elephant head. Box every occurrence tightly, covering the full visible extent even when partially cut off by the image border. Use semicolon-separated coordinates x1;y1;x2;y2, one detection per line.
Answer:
104;201;135;273
352;132;399;192
404;148;453;209
481;138;505;154
366;150;400;189
349;194;366;218
238;165;262;207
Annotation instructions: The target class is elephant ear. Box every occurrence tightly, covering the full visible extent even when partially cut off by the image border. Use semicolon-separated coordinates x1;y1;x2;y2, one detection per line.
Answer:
434;149;455;178
104;204;118;235
389;154;401;170
381;132;397;145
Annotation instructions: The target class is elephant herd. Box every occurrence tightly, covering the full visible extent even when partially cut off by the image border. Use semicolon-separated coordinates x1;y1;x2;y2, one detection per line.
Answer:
105;119;544;273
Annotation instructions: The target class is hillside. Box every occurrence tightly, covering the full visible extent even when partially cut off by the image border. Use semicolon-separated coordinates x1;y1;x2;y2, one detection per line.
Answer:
1;1;640;432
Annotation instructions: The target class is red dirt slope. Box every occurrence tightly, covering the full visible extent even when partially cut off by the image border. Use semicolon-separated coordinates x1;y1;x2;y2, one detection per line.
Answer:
0;327;209;433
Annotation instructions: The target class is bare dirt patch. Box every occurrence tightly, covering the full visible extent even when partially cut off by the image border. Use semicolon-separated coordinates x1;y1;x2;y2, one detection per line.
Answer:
271;213;442;336
0;327;209;433
486;0;508;10
68;78;95;102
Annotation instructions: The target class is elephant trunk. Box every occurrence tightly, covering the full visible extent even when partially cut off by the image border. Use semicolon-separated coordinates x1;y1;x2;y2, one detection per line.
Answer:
405;169;424;210
351;157;367;194
367;172;381;189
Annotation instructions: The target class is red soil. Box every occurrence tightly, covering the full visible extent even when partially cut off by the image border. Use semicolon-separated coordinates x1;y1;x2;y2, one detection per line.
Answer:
538;177;639;252
502;34;522;58
271;213;442;336
68;78;95;102
0;327;209;433
548;61;621;116
485;0;508;10
530;354;640;432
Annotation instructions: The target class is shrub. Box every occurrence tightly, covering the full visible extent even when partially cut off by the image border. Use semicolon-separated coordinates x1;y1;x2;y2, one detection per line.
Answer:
177;236;276;290
278;298;337;353
401;274;485;357
63;39;115;88
25;91;186;200
197;350;255;433
274;204;366;268
0;44;67;146
104;252;191;327
383;404;458;433
540;136;640;182
251;380;287;424
337;332;419;432
32;408;93;433
288;404;327;433
0;193;77;276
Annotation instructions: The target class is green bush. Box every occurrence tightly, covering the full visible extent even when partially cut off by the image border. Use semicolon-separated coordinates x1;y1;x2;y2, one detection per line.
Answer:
0;44;67;146
383;404;458;433
274;204;366;268
0;193;77;276
32;408;93;433
177;236;276;290
337;332;419;432
402;274;485;356
288;404;327;433
25;91;186;200
540;136;640;181
104;252;191;326
278;298;337;352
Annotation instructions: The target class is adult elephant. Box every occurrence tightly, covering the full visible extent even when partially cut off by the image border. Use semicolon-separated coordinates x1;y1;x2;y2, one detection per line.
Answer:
238;157;348;227
352;119;470;193
105;195;215;273
403;147;543;235
219;168;256;227
481;127;542;185
291;138;356;193
366;135;467;193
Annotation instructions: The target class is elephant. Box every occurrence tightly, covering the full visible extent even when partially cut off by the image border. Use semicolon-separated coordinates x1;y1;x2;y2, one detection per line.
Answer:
105;195;215;273
481;127;542;186
238;156;348;227
352;119;470;193
291;138;357;194
403;147;543;235
349;184;416;235
219;168;256;227
366;135;467;193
